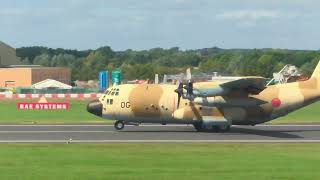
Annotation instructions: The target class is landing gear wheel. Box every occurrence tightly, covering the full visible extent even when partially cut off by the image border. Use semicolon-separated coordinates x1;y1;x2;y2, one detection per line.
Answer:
212;125;231;133
193;122;231;133
193;122;205;132
211;126;220;132
114;121;125;130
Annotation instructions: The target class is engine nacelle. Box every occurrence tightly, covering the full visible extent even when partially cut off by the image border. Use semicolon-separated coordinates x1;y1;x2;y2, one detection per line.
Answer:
193;86;228;97
172;105;201;121
194;96;266;107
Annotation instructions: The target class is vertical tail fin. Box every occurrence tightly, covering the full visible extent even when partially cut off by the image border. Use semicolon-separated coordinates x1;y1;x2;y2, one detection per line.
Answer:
311;60;320;79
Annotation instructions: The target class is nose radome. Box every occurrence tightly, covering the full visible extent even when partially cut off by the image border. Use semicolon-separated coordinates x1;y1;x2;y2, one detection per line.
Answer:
87;99;103;117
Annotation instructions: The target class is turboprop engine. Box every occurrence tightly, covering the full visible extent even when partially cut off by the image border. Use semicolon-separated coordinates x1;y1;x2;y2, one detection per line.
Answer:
193;96;267;107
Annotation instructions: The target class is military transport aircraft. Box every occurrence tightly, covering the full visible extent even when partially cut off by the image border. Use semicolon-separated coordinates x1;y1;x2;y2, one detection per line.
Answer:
87;61;320;132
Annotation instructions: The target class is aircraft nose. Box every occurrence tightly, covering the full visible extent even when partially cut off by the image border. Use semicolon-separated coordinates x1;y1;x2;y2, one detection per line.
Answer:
87;99;103;117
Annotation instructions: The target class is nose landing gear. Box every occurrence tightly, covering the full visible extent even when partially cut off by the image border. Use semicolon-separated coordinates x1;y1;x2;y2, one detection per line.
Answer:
114;120;125;130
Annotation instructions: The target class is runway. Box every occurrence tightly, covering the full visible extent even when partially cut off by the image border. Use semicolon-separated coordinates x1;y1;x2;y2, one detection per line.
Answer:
0;124;320;143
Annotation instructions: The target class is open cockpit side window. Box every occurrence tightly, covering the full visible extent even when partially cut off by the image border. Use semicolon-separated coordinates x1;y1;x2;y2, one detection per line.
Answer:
105;98;114;105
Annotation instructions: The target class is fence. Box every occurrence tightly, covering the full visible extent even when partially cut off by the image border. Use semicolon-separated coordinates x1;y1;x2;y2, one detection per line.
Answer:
15;88;98;94
0;93;102;99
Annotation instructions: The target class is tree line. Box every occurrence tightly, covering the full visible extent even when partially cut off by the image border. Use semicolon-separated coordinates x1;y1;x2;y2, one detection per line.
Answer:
16;46;320;81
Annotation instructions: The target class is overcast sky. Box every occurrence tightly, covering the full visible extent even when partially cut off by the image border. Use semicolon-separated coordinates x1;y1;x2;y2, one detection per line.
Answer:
1;0;320;50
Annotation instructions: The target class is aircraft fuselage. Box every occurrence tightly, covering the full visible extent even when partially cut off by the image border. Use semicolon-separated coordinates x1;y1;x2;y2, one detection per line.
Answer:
88;79;320;126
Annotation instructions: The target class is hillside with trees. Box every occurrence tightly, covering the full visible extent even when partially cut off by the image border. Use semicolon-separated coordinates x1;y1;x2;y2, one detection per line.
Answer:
16;46;320;81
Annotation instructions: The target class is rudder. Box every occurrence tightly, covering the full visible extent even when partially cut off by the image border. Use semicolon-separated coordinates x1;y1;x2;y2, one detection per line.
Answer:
311;60;320;79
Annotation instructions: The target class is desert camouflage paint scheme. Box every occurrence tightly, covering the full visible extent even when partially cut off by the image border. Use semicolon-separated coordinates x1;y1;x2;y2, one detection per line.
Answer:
87;61;320;131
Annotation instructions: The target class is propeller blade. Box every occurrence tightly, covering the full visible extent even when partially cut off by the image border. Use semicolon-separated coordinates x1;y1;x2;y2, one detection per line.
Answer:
174;82;184;108
177;93;181;108
183;81;193;100
186;68;192;81
188;81;193;95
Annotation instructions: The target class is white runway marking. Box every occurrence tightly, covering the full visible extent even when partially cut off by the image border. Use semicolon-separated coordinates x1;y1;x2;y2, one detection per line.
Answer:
0;140;320;143
256;124;320;127
0;124;319;127
0;124;318;143
0;131;114;133
0;124;190;127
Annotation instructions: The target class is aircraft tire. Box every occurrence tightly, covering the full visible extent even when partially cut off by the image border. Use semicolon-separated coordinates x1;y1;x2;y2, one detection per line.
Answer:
211;126;220;132
114;121;125;130
193;122;206;132
213;125;231;133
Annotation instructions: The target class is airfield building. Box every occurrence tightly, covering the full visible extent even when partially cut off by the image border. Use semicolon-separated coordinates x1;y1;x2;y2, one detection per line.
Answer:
0;67;71;88
0;41;71;88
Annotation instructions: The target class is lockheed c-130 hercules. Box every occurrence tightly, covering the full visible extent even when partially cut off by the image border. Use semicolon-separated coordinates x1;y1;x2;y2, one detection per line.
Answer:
87;61;320;132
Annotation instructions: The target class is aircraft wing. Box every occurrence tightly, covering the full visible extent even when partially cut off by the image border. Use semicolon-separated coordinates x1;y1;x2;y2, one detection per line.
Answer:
193;76;267;97
220;77;267;95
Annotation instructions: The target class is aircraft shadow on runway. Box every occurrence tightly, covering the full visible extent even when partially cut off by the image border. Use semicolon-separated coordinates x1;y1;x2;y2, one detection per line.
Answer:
228;127;303;139
119;126;320;139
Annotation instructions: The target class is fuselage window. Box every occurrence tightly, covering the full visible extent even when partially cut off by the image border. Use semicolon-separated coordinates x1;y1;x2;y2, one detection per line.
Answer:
110;99;113;105
106;99;110;104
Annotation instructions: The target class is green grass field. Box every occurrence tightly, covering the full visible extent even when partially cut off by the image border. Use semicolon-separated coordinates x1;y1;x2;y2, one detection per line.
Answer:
0;99;319;124
275;102;320;124
0;143;319;180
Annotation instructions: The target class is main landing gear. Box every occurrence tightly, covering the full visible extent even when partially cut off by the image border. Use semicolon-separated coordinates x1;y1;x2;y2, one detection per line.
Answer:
193;122;231;133
114;120;125;130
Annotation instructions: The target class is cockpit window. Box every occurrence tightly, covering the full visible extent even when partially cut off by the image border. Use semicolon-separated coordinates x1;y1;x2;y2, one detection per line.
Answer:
105;88;120;96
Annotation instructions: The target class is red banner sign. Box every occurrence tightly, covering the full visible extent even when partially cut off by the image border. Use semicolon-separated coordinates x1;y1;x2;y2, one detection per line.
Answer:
17;102;69;110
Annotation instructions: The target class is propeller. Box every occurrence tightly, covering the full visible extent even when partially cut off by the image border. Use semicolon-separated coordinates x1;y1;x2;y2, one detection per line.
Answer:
184;68;194;100
174;68;194;108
